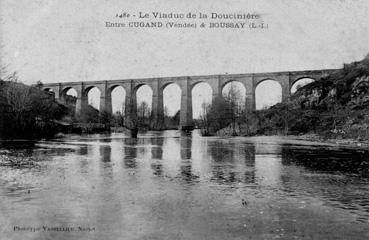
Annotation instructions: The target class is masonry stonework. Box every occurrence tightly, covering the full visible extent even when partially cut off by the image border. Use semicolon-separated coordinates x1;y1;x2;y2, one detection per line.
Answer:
42;69;336;130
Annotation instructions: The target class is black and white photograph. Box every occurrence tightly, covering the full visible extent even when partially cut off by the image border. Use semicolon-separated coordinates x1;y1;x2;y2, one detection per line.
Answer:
1;0;369;239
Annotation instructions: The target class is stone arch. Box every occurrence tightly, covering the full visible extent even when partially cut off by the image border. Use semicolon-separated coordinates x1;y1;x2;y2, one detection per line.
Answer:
255;78;283;89
60;87;78;111
42;87;57;99
220;79;246;92
109;85;127;114
190;80;213;92
108;84;127;94
161;81;180;91
134;83;153;93
255;79;282;110
290;77;315;94
163;82;182;117
221;80;247;109
61;86;78;99
191;81;213;119
83;85;102;96
135;84;153;119
43;87;54;92
84;86;101;110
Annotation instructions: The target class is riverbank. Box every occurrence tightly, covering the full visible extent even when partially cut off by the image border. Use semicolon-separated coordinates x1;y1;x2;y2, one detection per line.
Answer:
199;55;369;146
256;134;369;148
214;127;369;148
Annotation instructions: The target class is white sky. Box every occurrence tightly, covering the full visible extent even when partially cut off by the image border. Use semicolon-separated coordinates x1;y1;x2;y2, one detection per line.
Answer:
1;0;369;116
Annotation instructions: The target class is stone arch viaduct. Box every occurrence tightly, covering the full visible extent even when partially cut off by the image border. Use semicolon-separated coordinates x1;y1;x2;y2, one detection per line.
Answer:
42;69;336;130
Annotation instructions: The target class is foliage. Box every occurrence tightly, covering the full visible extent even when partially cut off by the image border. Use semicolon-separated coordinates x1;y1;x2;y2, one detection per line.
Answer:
254;55;369;139
163;109;180;129
0;75;68;139
137;101;152;128
199;54;369;140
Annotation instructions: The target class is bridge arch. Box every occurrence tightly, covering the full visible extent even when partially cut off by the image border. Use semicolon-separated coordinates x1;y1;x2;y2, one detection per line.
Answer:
83;86;101;111
221;80;247;109
220;79;246;92
191;81;212;119
42;87;55;95
61;86;78;99
109;85;126;114
108;84;126;93
59;87;78;113
290;77;315;94
163;83;181;118
43;87;54;92
135;84;153;119
190;80;211;91
161;81;180;91
133;83;153;93
83;85;102;95
255;79;282;110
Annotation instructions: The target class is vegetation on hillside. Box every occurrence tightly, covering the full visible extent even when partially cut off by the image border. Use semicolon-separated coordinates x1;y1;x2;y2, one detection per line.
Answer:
200;55;369;140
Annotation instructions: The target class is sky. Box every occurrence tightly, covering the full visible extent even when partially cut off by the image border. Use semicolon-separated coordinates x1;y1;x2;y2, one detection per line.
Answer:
1;0;369;117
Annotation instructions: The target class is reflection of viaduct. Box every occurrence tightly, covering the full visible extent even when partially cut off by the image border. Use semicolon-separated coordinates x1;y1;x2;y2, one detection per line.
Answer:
42;69;336;129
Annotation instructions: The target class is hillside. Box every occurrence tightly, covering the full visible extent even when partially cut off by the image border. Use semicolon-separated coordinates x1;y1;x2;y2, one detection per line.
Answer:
218;55;369;140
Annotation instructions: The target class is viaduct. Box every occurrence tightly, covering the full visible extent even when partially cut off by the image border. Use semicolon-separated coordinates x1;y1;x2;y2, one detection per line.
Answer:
42;69;336;129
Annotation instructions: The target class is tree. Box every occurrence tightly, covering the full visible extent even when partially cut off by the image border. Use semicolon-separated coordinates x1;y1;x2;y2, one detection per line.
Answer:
118;98;139;138
35;81;43;90
198;83;249;136
137;101;150;118
199;96;231;135
137;101;151;127
0;74;68;139
223;84;244;135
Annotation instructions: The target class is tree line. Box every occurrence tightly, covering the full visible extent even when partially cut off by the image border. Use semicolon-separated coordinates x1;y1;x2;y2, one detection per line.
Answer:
0;73;68;139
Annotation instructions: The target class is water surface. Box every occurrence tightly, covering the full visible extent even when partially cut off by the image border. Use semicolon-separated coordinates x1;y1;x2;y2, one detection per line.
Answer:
1;130;368;240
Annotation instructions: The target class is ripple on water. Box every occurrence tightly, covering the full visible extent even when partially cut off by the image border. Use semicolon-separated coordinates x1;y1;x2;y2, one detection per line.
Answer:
1;131;369;239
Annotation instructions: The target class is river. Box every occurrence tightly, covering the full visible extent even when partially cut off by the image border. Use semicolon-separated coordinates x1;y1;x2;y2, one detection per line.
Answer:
0;130;368;240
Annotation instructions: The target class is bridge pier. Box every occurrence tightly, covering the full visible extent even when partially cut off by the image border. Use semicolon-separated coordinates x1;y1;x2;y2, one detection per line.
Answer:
125;83;137;125
73;85;86;116
99;82;112;115
240;76;255;112
208;76;222;104
179;77;193;130
42;69;337;131
100;94;112;115
151;79;164;129
52;84;61;101
281;75;291;101
245;90;255;112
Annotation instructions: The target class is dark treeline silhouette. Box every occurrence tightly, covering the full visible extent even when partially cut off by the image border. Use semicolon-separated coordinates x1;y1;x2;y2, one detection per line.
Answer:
0;75;68;140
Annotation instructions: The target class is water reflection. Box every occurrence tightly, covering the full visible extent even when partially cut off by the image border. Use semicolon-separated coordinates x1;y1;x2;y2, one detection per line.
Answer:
123;138;137;169
151;137;164;159
180;136;192;160
78;145;88;155
1;131;369;240
281;146;369;176
280;145;369;222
